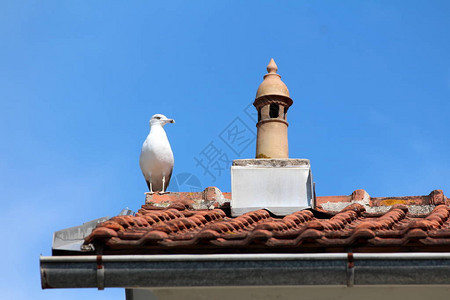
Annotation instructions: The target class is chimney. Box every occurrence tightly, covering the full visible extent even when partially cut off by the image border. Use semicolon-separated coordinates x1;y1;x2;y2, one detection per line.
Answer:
231;59;314;216
254;58;292;159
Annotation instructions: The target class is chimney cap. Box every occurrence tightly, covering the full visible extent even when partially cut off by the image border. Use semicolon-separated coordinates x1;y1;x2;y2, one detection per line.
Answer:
255;58;291;100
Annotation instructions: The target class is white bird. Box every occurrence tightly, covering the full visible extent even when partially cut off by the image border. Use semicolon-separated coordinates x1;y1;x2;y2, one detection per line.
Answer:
139;114;175;194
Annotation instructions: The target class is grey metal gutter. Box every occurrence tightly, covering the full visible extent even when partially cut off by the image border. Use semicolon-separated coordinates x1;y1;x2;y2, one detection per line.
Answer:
40;253;450;289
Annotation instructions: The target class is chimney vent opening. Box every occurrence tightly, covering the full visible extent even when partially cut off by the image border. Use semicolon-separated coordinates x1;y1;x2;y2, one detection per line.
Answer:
269;103;279;118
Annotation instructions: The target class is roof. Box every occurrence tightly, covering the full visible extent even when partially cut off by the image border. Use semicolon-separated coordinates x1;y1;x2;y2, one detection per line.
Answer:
83;188;450;254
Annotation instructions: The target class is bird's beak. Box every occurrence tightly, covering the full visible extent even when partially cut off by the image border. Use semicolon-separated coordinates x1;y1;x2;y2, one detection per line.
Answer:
168;119;175;124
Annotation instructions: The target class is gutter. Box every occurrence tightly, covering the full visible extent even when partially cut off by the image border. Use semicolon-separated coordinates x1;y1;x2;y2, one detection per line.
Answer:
41;253;450;289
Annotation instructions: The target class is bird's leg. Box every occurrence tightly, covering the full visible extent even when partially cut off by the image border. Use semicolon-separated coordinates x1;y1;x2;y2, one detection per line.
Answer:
145;175;155;195
158;175;169;195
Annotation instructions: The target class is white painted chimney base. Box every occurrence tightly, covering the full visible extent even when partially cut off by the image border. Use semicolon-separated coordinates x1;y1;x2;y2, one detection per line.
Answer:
231;159;314;217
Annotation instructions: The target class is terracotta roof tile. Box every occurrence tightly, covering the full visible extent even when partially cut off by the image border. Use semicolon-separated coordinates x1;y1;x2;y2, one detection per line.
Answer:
84;190;450;254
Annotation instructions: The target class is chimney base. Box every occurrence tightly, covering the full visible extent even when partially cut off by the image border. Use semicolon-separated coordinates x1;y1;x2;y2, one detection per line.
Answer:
231;159;314;216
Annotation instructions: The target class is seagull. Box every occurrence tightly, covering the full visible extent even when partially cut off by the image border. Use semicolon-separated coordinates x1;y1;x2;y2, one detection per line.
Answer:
139;114;175;194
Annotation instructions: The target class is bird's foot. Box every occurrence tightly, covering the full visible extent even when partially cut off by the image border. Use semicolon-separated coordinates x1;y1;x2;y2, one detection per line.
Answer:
158;191;170;195
145;192;155;195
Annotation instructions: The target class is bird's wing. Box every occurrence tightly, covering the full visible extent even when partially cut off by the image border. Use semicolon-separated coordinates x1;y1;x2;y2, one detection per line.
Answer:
139;139;153;180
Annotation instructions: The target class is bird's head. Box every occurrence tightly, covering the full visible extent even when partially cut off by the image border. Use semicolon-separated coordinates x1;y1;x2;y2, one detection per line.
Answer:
150;114;175;127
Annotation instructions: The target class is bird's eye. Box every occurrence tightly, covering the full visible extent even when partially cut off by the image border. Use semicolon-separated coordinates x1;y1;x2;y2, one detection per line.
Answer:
155;116;161;119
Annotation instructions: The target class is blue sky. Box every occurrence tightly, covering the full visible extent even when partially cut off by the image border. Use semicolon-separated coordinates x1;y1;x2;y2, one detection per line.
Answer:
1;1;450;299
